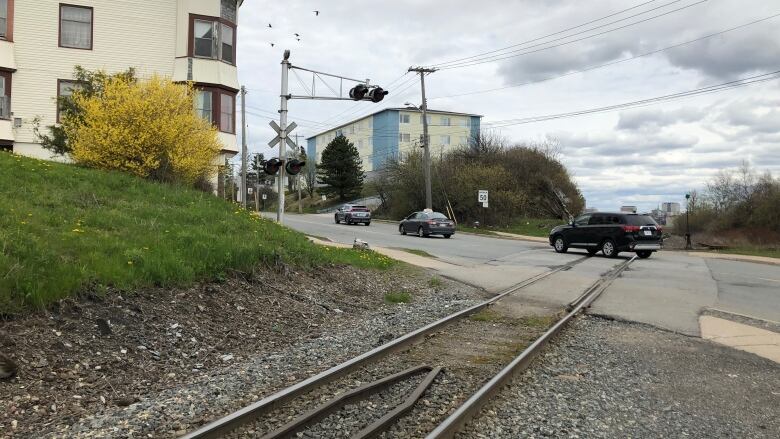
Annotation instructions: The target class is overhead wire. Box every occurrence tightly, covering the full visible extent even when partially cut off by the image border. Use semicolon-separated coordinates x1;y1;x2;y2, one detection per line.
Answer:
429;13;780;100
436;0;708;70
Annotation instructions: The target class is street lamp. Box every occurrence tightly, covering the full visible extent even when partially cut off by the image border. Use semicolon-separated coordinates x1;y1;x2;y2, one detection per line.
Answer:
404;102;432;210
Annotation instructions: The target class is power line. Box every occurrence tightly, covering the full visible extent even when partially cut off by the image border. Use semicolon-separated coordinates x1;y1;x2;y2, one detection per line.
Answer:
484;70;780;128
429;0;663;68
430;13;780;100
436;0;708;70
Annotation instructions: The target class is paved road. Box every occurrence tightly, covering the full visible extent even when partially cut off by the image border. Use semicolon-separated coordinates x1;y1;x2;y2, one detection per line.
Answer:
276;214;780;334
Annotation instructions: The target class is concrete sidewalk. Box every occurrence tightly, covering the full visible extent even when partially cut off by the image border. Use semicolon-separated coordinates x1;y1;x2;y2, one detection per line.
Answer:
688;251;780;266
700;315;780;364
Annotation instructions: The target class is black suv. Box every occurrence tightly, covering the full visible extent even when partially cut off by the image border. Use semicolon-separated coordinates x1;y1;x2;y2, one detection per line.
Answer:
549;212;662;258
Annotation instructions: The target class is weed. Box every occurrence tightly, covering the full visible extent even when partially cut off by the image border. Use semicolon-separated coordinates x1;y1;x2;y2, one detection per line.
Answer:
428;276;443;288
384;291;412;304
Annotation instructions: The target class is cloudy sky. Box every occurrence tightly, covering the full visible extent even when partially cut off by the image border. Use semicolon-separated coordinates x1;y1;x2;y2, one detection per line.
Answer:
236;0;780;212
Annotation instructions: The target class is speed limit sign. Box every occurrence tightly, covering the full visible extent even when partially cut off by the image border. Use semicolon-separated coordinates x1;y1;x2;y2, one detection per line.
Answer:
478;190;488;203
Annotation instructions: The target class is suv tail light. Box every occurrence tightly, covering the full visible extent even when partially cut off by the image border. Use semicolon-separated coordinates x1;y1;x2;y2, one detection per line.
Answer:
621;225;640;232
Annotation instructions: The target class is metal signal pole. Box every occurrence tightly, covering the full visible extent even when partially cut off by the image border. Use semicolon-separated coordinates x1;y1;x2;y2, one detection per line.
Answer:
409;67;437;210
277;53;291;223
240;85;247;209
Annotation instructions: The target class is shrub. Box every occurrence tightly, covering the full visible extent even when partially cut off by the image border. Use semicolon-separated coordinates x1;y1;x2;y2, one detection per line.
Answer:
65;75;220;186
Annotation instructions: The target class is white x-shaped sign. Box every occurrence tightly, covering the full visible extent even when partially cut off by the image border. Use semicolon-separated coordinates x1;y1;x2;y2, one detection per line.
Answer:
268;121;298;149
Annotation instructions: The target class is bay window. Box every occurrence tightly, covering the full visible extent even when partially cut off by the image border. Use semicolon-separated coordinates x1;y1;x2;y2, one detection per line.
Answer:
194;86;235;134
220;93;234;133
0;72;10;119
190;15;236;65
60;4;93;50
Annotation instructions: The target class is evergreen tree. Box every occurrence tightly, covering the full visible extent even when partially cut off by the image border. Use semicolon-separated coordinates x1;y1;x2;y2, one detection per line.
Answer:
317;135;365;201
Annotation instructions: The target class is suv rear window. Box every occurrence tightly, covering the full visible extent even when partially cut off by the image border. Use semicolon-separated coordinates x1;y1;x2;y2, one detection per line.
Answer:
350;205;369;211
624;215;657;226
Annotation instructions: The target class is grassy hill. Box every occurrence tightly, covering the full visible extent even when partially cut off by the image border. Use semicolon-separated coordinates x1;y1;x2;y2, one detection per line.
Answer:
0;152;393;313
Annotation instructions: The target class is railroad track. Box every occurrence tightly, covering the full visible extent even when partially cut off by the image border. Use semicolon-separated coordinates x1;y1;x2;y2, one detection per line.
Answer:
181;255;634;439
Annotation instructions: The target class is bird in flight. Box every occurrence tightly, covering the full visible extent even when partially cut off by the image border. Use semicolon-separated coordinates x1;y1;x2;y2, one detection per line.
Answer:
267;23;272;28
313;10;320;16
296;38;301;42
294;33;300;37
270;42;275;47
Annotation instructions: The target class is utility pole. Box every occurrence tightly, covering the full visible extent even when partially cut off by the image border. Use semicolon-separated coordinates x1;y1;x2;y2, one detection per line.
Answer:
277;52;291;223
240;86;247;209
295;134;303;214
408;67;437;210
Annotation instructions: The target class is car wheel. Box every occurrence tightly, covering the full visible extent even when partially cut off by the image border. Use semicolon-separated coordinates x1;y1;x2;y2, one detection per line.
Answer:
399;224;406;235
365;222;371;226
417;226;427;238
444;234;452;239
636;250;652;259
334;216;340;224
553;236;568;253
587;248;598;256
601;239;618;258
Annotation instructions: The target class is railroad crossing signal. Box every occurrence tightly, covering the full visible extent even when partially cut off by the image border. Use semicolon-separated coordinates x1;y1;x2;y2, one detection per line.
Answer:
268;120;298;150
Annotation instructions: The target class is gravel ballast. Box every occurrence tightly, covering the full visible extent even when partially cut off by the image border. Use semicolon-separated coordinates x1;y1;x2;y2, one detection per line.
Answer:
11;270;484;438
459;315;780;438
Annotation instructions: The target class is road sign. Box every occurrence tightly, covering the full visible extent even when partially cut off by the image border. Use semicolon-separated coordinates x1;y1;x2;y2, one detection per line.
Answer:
268;121;298;149
262;194;267;200
248;187;254;194
322;195;327;201
478;190;488;203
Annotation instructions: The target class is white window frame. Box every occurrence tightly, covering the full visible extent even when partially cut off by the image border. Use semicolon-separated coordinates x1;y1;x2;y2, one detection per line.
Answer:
399;133;411;143
193;17;236;65
194;90;213;122
440;116;451;126
440;135;450;145
399;113;410;124
59;4;93;50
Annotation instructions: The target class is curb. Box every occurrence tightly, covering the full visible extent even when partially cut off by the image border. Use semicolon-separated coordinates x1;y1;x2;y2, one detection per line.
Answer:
686;251;780;266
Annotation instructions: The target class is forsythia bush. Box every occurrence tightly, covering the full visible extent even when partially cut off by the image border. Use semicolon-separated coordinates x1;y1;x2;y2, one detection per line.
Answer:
65;75;220;185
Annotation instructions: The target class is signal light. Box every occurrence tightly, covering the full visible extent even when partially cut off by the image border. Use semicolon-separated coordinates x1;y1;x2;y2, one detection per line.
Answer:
368;87;388;103
285;159;306;176
349;84;368;101
264;158;282;175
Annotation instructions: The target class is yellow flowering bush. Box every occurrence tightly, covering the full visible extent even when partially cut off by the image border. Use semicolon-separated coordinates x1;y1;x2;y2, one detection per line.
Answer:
65;75;220;186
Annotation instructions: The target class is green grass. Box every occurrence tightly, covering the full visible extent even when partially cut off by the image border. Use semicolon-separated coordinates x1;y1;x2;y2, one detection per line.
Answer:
491;218;560;238
469;308;502;322
716;247;780;259
0;152;395;313
428;276;443;288
456;225;498;236
384;291;412;304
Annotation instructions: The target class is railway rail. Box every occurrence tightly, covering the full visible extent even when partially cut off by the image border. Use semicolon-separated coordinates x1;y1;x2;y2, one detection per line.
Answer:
181;255;634;438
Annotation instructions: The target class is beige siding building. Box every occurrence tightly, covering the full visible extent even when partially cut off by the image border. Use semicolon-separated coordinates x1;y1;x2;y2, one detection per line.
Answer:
0;0;242;185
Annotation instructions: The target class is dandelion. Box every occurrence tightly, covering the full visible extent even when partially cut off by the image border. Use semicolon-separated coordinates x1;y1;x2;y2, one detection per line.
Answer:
127;261;133;265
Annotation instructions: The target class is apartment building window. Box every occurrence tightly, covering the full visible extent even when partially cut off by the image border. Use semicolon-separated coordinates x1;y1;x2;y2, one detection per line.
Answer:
220;93;234;133
440;116;451;126
59;4;93;50
460;136;468;145
191;15;236;65
57;79;84;122
220;0;237;23
440;135;450;145
399;133;410;143
193;86;235;133
0;0;8;39
194;90;213;121
420;115;431;124
399;114;410;124
0;71;10;119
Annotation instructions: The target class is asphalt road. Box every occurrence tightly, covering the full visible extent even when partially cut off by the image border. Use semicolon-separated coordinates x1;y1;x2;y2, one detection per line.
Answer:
275;213;780;333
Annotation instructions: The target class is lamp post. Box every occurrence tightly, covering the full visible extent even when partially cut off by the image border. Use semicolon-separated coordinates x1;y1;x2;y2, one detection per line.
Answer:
685;193;692;250
404;102;432;210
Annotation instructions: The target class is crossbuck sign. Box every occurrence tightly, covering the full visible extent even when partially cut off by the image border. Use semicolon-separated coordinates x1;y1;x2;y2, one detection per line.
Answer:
268;121;298;150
